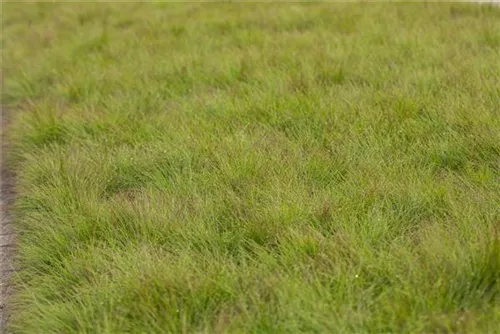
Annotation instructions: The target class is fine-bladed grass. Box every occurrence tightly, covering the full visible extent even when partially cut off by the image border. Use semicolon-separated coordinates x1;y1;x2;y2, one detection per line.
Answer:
2;2;500;333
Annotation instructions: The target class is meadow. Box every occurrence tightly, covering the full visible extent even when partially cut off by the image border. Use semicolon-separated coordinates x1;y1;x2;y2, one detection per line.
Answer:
2;2;500;333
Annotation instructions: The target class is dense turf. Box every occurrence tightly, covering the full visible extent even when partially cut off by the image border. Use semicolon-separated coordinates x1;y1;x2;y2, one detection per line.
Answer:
2;2;500;333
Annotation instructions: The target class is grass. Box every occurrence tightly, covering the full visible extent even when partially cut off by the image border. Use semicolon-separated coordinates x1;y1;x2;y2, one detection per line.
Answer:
2;2;500;333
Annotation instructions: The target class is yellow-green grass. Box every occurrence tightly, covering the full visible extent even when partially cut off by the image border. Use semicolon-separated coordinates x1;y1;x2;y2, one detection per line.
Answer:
2;2;500;333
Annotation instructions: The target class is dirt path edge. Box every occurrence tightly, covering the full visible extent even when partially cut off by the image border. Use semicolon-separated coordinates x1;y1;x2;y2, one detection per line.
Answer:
1;104;16;334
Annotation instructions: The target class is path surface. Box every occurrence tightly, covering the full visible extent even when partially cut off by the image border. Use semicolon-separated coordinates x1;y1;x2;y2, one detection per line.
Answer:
1;107;15;334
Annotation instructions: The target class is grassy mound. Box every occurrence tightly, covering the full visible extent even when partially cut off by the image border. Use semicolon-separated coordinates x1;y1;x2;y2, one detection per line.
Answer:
2;3;500;333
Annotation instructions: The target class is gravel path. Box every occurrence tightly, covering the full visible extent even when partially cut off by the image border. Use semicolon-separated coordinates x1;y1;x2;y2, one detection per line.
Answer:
1;107;15;334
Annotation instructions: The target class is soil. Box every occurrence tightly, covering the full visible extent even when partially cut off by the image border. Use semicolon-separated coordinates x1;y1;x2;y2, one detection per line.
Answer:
1;106;15;334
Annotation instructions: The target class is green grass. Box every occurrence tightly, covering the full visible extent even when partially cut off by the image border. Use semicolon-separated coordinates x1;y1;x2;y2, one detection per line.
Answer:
2;2;500;333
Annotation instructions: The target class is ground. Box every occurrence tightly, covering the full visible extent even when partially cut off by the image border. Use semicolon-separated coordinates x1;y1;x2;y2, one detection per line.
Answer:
1;2;500;333
1;107;16;332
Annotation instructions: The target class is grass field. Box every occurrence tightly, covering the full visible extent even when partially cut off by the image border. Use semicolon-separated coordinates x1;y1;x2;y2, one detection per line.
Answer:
2;2;500;333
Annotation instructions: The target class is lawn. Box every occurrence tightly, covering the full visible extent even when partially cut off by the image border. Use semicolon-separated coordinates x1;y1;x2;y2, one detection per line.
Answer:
2;2;500;333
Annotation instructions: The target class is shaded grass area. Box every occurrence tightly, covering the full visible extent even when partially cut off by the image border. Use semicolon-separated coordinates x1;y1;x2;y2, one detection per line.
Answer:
2;2;500;333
